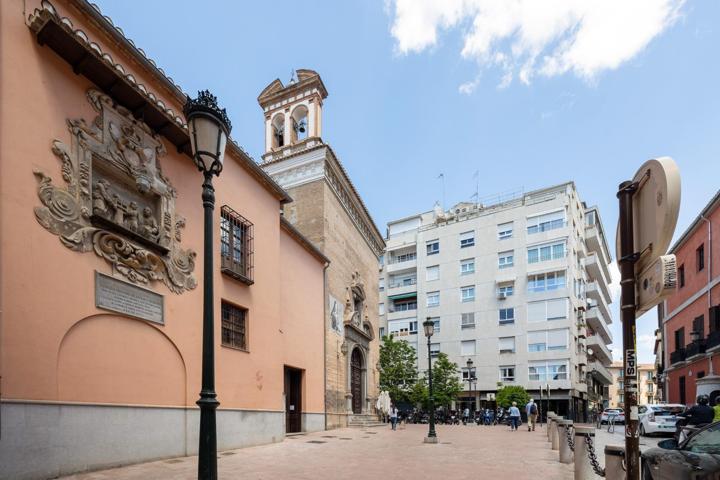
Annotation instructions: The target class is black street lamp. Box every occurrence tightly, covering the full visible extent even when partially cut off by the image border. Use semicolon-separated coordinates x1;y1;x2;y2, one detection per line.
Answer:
465;358;477;410
423;317;437;443
184;90;232;480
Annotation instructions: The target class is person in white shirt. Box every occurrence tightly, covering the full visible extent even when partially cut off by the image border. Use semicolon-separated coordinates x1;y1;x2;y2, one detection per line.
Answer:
389;404;399;430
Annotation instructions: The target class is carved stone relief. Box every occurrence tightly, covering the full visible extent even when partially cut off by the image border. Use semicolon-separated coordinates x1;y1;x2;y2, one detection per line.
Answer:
33;88;197;294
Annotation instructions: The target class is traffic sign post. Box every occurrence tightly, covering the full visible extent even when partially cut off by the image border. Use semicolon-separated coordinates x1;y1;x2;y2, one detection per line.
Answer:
616;157;680;480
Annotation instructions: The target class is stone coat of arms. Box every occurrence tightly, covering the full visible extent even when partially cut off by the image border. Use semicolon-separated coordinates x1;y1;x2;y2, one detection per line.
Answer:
33;88;196;293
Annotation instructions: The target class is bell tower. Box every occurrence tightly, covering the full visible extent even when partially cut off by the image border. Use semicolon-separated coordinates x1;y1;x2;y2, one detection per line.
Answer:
257;69;328;157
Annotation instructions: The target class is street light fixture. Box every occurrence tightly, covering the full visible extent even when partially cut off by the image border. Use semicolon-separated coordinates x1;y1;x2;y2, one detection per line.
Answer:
423;317;437;444
465;358;477;410
184;90;232;480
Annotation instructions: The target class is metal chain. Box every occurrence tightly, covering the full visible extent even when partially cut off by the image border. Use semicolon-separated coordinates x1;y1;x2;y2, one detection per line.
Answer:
585;435;606;477
564;425;575;452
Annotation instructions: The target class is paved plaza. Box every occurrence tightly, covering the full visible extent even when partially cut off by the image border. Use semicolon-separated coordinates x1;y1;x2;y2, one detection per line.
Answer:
58;423;574;479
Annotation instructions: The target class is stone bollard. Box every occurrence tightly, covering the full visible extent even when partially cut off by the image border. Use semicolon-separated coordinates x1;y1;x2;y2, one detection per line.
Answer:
557;419;574;464
547;413;557;443
573;426;597;480
604;445;625;480
551;417;560;451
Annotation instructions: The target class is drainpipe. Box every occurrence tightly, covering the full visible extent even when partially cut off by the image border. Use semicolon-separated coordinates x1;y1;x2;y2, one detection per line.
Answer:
323;261;329;431
701;214;713;376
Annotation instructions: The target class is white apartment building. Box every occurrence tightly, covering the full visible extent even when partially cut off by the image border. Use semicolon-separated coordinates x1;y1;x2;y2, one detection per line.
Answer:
378;182;614;421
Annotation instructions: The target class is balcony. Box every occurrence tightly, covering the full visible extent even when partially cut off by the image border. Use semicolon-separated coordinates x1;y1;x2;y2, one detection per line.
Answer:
588;360;613;385
670;348;687;366
584;253;612;300
386;257;416;274
686;340;707;361
587;334;613;365
707;330;720;353
577;322;587;339
586;307;613;344
587;280;612;314
585;222;611;267
387;278;417;297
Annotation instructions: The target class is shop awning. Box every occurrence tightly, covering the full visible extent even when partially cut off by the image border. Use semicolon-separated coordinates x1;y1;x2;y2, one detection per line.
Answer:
388;292;417;300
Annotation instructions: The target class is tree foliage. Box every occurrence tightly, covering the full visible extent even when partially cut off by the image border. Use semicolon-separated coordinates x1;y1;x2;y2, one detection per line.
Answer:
378;335;418;404
496;385;530;409
410;353;463;409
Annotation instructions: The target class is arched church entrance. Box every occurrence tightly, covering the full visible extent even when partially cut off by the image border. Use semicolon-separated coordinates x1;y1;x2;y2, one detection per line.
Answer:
351;348;363;414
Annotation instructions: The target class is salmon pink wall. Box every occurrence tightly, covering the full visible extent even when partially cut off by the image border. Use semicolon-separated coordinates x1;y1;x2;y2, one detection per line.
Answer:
0;0;325;413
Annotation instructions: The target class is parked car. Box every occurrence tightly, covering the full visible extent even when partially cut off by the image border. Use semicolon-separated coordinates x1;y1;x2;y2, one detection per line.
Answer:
639;404;686;436
600;408;625;424
642;421;720;479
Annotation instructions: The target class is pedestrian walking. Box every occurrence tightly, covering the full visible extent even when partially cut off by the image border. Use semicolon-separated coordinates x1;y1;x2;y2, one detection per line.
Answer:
509;402;521;431
389;403;399;431
525;398;538;432
463;406;470;425
714;397;720;423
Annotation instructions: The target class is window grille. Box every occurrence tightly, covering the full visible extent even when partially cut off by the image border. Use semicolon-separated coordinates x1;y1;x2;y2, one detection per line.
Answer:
221;302;247;350
220;205;254;284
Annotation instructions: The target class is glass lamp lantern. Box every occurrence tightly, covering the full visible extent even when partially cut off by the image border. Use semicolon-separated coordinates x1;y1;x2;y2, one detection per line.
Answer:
183;90;232;176
423;317;435;338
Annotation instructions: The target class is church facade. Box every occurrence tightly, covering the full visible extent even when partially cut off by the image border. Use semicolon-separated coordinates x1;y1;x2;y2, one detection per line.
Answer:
258;70;385;428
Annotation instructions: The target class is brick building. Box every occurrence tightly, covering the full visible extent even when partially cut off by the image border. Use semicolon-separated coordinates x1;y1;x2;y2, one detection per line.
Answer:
661;191;720;405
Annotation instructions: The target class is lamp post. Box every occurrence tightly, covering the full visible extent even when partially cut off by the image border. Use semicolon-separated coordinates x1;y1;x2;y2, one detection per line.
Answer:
466;358;477;411
423;317;437;443
184;90;232;480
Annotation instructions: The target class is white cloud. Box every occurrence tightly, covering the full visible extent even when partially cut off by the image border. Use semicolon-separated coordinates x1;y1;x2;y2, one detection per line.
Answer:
389;0;685;87
608;260;621;302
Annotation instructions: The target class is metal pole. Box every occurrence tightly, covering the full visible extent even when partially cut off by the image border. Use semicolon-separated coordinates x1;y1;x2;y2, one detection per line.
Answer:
618;180;640;480
198;172;219;480
426;335;437;442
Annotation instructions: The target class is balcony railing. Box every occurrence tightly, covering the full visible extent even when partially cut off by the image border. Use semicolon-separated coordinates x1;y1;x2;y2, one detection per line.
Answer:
670;348;686;365
389;278;417;289
707;330;720;351
686;340;707;359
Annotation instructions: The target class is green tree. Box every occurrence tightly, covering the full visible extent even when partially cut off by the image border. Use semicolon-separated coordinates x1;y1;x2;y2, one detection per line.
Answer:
496;385;530;409
378;335;418;404
429;353;464;408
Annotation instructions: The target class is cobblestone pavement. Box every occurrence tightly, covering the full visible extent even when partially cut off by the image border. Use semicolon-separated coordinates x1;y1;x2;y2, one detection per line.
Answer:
59;423;573;479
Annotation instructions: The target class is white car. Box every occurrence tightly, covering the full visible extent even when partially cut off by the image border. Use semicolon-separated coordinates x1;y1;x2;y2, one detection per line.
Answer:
638;404;686;436
600;408;625;424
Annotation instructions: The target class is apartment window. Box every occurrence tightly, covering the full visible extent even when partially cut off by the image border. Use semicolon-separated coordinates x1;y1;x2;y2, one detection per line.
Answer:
528;331;547;352
499;251;514;269
221;301;247;350
697;244;705;272
379;278;385;292
499;336;516;353
528;271;566;293
393;251;417;264
461;340;476;356
426;240;440;256
461;368;472;380
388;318;417;336
460;231;475;248
379;254;384;267
498;222;513;240
461;312;476;328
674;327;685;350
409;321;418;334
428;317;440;333
390;274;416;288
461;258;475;275
500;366;516;382
679;264;685;288
548;328;569;350
430;343;440;356
528;298;568;322
427;291;440;307
392;299;417;312
379;303;385;315
379;327;385;338
426;265;440;282
527;210;565;234
527;241;566;264
220;206;254;283
619;394;625;404
529;360;568;381
693;315;705;340
461;286;476;303
499;308;515;325
498;284;514;297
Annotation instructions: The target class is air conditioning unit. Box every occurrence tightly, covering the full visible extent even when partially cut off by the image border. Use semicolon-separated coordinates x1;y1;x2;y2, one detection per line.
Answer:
497;293;507;300
636;254;677;317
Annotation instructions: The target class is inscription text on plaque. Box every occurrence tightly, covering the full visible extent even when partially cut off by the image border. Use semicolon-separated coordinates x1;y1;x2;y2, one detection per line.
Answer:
95;272;164;324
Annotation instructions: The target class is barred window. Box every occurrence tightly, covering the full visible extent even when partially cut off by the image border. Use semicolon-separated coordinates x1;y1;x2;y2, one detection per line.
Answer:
220;206;254;284
221;302;247;350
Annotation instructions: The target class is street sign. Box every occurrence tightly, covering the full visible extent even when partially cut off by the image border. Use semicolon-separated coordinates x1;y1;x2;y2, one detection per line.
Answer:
615;157;681;273
636;254;677;316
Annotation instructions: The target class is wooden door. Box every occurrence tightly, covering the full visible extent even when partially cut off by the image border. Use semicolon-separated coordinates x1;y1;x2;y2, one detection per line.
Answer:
285;367;302;433
351;349;362;414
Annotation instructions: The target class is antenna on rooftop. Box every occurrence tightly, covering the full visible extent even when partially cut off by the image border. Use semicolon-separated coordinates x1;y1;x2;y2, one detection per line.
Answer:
473;170;479;207
437;173;445;211
289;69;297;84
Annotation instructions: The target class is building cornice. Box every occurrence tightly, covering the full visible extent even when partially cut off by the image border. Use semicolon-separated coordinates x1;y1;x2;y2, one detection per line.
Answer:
669;190;720;254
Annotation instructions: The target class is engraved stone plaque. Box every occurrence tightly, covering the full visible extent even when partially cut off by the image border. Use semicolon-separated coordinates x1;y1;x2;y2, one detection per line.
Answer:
95;272;164;324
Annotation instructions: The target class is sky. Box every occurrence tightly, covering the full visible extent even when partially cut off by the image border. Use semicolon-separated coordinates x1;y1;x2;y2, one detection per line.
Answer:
94;0;720;363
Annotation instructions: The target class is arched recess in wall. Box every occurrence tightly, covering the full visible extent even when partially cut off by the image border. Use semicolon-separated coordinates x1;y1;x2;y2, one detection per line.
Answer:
290;105;308;143
57;314;187;406
271;113;285;148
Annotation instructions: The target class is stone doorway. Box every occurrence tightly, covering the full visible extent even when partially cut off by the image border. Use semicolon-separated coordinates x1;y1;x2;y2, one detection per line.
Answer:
351;348;363;414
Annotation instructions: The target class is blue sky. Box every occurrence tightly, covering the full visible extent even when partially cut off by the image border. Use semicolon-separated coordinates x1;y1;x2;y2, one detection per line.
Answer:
95;0;719;363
